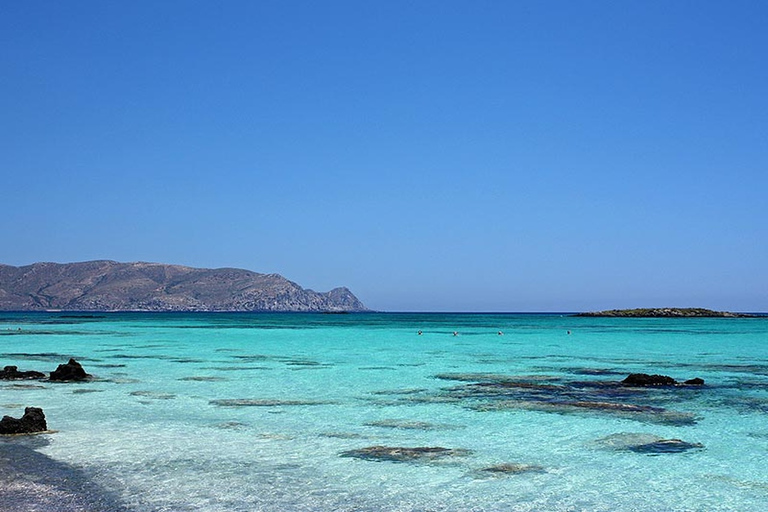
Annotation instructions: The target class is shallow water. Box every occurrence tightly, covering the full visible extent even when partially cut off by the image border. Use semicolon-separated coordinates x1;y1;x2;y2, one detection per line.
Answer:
1;312;767;511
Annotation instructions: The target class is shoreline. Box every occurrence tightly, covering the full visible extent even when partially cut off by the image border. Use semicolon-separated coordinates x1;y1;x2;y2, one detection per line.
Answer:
0;437;129;512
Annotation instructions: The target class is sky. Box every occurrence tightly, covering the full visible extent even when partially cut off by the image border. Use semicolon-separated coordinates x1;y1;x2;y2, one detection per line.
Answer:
1;1;766;312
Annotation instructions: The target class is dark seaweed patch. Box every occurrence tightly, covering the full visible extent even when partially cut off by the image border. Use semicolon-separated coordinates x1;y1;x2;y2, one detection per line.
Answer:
210;398;333;407
364;419;457;430
204;366;272;371
2;383;48;390
476;463;547;476
2;352;87;363
371;388;429;396
129;391;176;400
340;445;472;463
433;373;702;425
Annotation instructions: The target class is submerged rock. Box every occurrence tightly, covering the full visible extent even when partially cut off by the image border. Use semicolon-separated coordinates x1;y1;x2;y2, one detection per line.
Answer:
0;365;45;380
0;406;48;434
340;445;472;462
630;438;704;454
479;463;546;475
595;433;704;454
49;359;91;381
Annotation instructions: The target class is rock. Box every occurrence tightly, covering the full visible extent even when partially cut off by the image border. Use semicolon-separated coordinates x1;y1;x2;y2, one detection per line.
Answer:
49;359;90;381
0;365;46;380
0;407;48;434
621;373;705;387
630;438;704;454
479;463;546;475
621;373;677;387
340;445;472;462
595;433;704;454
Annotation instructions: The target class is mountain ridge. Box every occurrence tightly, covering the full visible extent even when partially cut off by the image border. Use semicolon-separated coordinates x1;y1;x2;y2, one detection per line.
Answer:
0;260;368;312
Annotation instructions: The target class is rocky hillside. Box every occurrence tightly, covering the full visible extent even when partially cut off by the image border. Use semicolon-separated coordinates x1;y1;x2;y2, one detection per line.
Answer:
0;261;368;312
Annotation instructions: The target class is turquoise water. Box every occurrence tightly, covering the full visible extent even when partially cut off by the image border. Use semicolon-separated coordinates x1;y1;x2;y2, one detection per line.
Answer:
1;312;767;511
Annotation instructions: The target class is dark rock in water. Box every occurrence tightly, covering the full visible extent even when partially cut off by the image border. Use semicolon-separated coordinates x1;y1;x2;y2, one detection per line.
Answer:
621;373;705;387
0;365;45;380
0;406;47;434
630;438;704;454
340;445;472;462
622;373;677;387
49;359;90;381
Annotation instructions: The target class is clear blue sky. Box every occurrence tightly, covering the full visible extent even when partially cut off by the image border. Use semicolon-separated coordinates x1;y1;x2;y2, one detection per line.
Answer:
2;1;766;312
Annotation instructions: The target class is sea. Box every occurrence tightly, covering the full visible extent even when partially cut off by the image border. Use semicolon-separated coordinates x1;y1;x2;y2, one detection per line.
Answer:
1;312;767;512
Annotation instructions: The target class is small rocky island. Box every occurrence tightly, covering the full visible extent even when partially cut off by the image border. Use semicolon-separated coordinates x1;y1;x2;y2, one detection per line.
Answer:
575;308;754;318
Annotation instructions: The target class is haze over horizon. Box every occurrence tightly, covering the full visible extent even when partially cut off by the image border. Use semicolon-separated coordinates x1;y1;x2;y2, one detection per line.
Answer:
2;1;766;312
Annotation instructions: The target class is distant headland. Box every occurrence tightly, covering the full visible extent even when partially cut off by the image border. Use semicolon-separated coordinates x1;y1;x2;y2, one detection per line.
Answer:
0;260;368;312
575;308;754;318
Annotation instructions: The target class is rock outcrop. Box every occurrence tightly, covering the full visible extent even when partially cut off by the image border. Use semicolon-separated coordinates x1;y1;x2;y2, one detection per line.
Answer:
0;407;48;435
622;373;704;387
0;260;368;312
0;365;46;380
49;359;90;381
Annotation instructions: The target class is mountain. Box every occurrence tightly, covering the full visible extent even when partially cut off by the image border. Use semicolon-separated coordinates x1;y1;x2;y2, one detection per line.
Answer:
0;261;368;312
